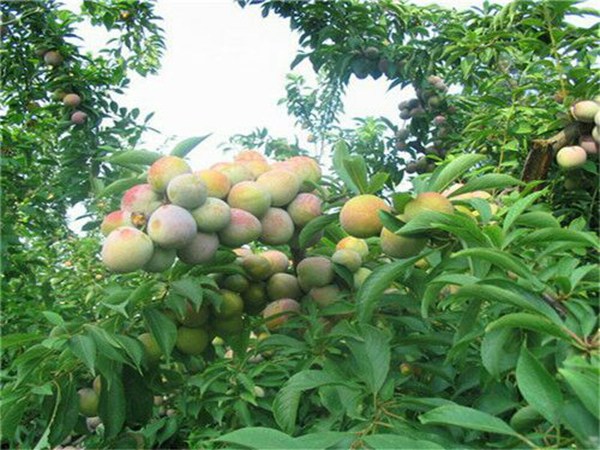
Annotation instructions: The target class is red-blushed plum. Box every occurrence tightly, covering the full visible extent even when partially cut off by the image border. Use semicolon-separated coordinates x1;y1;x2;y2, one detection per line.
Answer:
177;232;219;265
196;169;231;199
148;156;191;193
339;194;390;238
218;208;262;247
287;193;322;227
263;298;301;330
296;256;334;292
227;181;271;218
101;227;154;273
120;184;162;216
191;197;231;233
147;205;197;249
241;254;273;280
336;236;369;258
403;192;454;221
260;250;289;273
259;208;294;245
101;210;133;236
256;169;300;206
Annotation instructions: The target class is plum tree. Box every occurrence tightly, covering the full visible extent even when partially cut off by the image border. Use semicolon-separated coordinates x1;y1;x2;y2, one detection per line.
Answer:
148;156;192;192
147;205;197;249
101;227;154;273
339;194;390;238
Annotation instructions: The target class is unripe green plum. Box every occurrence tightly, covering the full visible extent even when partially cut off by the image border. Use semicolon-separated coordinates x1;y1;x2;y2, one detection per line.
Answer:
331;249;362;272
176;326;209;355
213;315;244;336
212;290;244;319
256;169;300;206
403;192;454;221
78;388;99;417
177;232;219;265
213;162;254;184
218;208;262;247
227;181;271;217
336;236;369;258
260;208;294;245
263;298;301;330
353;267;372;290
101;210;133;236
43;50;63;66
243;282;268;314
287;193;322;227
63;93;81;107
147;205;197;249
556;146;587;169
101;227;154;273
242;254;272;280
380;227;427;258
144;247;176;272
138;332;162;365
196;169;231;199
296;256;334;292
260;250;289;273
148;156;191;193
191;197;231;233
267;273;302;301
570;100;600;123
223;274;250;293
177;303;210;327
339;195;390;238
308;284;341;309
120;184;162;216
167;173;207;209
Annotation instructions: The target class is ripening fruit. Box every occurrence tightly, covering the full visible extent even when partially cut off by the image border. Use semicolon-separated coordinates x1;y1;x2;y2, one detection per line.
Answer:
287;156;322;191
380;227;427;258
78;388;99;417
212;290;244;319
256;169;300;206
243;282;268;314
101;210;133;236
263;298;301;330
213;315;244;336
353;267;372;290
144;247;176;272
570;100;600;123
595;110;600;127
260;208;295;245
121;184;162;216
191;197;231;233
148;156;192;193
339;194;390;238
241;254;273;280
138;332;162;365
71;111;88;124
287;193;322;227
403;192;454;221
331;249;362;272
196;169;231;199
240;159;271;178
43;50;63;66
593;126;600;145
223;274;250;293
166;173;207;209
556;146;587;169
234;150;268;163
175;327;209;355
177;232;219;265
177;303;210;327
260;250;289;273
213;162;254;185
218;208;262;247
296;256;335;292
101;227;154;273
336;236;369;259
147;205;197;249
63;93;81;107
308;284;341;309
267;273;302;301
227;181;272;218
579;135;598;156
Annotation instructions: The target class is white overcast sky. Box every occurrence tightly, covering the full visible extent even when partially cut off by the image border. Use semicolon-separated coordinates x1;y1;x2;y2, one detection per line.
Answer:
64;0;596;169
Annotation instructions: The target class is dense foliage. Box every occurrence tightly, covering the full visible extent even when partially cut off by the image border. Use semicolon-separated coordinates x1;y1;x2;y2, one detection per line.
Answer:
1;1;598;450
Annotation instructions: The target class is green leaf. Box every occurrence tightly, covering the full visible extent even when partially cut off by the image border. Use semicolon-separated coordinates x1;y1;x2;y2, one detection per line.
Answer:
343;156;369;194
486;313;573;342
481;328;519;378
171;278;203;306
559;368;599;419
346;325;390;394
356;256;423;323
519;228;598;247
216;427;297;449
452;248;533;281
1;332;44;349
514;211;560;228
100;176;145;197
106;150;162;166
449;174;522;197
298;213;337;248
122;365;153;427
68;334;97;374
363;434;444;449
419;404;519;436
366;172;389;194
428;154;486;193
332;140;360;194
142;308;177;359
170;134;211;158
295;432;350;449
98;371;126;439
48;378;78;446
42;311;64;326
502;190;546;233
516;345;563;424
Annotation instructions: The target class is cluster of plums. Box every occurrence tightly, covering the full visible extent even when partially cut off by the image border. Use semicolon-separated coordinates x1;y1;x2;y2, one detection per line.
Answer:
100;151;323;273
39;48;88;124
555;98;600;170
